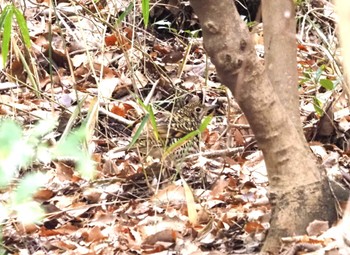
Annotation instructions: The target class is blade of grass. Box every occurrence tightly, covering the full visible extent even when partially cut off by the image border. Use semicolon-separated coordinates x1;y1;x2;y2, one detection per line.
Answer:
12;43;40;96
164;129;199;158
117;2;133;25
147;105;159;141
141;0;150;27
198;114;213;132
128;114;149;149
137;99;159;141
84;97;99;145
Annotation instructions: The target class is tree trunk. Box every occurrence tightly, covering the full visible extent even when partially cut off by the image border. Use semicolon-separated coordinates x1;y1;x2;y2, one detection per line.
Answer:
335;0;350;97
189;0;337;253
261;0;303;137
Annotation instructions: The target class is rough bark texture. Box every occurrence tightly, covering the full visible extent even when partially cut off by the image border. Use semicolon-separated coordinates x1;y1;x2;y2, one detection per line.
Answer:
189;0;337;253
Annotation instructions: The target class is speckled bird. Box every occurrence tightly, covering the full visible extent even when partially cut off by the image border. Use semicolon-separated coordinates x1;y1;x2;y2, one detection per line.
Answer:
129;101;215;163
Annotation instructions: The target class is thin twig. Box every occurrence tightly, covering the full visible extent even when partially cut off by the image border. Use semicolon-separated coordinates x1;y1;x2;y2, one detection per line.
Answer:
186;147;244;159
99;107;134;126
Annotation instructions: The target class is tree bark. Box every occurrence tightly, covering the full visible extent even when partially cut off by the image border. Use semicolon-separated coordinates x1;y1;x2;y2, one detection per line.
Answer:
189;0;337;253
335;0;350;97
261;0;303;137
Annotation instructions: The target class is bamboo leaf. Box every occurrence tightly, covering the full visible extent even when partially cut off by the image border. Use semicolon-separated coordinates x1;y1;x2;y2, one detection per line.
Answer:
13;7;31;47
0;5;12;29
1;6;14;66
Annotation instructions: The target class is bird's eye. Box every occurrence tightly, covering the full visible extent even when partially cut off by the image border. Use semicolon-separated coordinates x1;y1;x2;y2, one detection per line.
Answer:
195;107;202;113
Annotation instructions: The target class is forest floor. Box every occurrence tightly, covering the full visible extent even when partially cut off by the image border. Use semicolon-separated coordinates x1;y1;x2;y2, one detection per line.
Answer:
0;0;347;254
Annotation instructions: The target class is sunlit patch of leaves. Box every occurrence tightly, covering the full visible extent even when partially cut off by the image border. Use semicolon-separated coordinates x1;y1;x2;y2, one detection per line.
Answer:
0;118;95;231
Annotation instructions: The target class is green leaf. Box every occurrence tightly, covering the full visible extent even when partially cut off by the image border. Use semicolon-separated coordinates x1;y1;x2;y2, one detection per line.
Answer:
198;115;213;133
129;114;149;149
0;120;23;186
54;127;86;158
135;99;159;141
84;97;99;144
183;29;201;38
15;201;45;224
27;119;57;143
1;6;14;66
0;5;12;29
147;105;159;141
0;203;9;223
54;125;96;180
302;71;312;80
141;0;149;27
0;120;22;158
13;7;31;48
164;129;200;157
0;120;57;187
117;2;133;25
77;157;96;180
313;97;324;116
319;79;334;91
13;172;47;204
